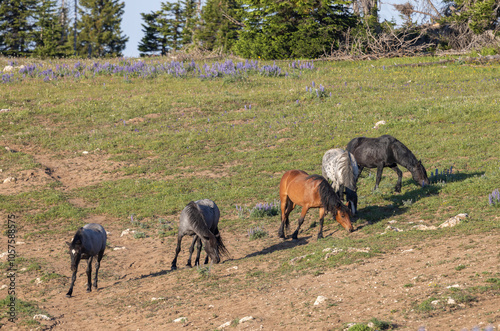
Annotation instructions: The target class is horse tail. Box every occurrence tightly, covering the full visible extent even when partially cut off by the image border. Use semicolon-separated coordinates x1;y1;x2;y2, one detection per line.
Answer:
340;151;356;191
214;230;230;257
317;177;350;216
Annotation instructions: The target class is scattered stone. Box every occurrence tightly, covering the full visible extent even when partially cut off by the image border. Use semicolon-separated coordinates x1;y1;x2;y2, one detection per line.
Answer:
447;297;456;305
82;151;89;155
120;229;136;237
388;220;397;224
218;321;231;329
373;120;386;129
35;278;42;285
3;66;13;72
226;266;238;272
3;177;16;184
431;300;440;305
16;241;25;245
446;284;460;289
151;297;165;301
0;285;7;290
401;249;414;253
314;296;327;306
113;246;126;251
173;317;187;323
0;252;8;260
33;314;52;321
290;253;314;265
239;316;254;323
412;224;437;231
0;109;11;113
439;213;468;228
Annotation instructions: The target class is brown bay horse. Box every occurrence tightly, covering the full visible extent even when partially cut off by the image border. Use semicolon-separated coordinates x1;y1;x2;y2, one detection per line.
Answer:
279;170;353;240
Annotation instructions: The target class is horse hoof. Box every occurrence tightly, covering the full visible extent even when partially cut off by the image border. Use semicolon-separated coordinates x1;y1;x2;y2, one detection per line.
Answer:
66;294;72;298
171;265;177;271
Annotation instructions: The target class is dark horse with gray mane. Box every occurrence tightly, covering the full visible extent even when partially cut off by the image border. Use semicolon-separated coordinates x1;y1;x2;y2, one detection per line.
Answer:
171;199;228;270
66;223;107;297
346;135;429;193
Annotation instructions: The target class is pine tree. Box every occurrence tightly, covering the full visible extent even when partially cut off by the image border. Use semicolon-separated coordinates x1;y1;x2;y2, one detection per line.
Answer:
138;12;167;56
195;0;242;52
77;0;128;57
234;0;355;59
180;0;198;47
443;0;499;34
32;0;73;57
156;1;184;52
0;0;38;56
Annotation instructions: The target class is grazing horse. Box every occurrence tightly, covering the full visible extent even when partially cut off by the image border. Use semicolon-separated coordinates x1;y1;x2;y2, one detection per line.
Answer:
346;135;430;193
171;199;228;270
66;223;107;298
322;148;359;215
279;170;353;240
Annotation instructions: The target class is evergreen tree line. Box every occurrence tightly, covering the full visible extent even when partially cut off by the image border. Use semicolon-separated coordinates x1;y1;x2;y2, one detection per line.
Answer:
0;0;498;59
0;0;127;57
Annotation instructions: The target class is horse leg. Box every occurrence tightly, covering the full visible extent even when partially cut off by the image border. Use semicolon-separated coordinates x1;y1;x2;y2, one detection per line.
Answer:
86;256;93;292
196;237;206;266
279;198;294;238
374;165;384;191
93;250;104;290
66;266;78;297
292;206;309;240
317;207;326;240
390;165;403;192
171;235;183;270
187;236;197;267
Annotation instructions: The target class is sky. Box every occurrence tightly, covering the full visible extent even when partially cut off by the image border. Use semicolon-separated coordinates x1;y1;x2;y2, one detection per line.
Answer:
120;0;410;58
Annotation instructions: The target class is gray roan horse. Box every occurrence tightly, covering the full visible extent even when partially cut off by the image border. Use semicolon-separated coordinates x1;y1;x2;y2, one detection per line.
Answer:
322;148;359;215
347;135;430;192
171;199;228;270
66;223;106;298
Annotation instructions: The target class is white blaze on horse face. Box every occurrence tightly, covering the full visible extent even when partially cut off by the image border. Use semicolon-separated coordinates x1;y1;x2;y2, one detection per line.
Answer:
71;249;76;255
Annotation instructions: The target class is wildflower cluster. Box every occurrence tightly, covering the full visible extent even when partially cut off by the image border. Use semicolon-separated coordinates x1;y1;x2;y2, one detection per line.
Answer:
489;189;500;207
429;166;456;185
305;81;331;99
248;226;269;240
249;202;279;218
1;58;316;84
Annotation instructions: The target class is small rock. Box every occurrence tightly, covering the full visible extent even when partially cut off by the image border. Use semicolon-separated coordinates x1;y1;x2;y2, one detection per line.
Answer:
314;296;327;306
226;266;238;271
218;321;231;329
16;242;25;245
113;246;126;251
447;297;456;305
0;252;8;260
33;314;52;321
173;317;187;323
151;297;165;301
386;225;403;232
446;284;460;289
35;278;42;285
431;300;440;305
82;151;89;155
388;220;397;224
3;177;16;184
3;66;13;72
290;253;314;265
0;285;7;290
373;120;386;129
439;213;468;228
239;316;254;323
0;109;10;113
120;229;135;237
412;224;437;231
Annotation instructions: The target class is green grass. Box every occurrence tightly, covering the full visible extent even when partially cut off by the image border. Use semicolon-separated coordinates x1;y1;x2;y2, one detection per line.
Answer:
1;54;499;280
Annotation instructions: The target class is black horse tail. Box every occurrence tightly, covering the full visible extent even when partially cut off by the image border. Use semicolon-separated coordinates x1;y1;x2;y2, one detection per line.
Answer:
214;228;230;258
317;177;351;216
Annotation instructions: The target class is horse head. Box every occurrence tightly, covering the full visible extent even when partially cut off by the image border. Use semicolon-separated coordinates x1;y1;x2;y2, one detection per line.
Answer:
203;235;221;264
413;160;430;187
335;203;354;232
66;239;82;271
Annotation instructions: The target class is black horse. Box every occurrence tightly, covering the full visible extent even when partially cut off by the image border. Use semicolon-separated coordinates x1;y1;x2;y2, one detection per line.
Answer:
66;223;107;297
346;135;429;193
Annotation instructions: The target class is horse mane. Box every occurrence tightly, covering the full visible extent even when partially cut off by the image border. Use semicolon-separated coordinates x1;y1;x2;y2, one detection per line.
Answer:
308;175;350;215
185;201;229;257
390;138;419;172
70;228;84;247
